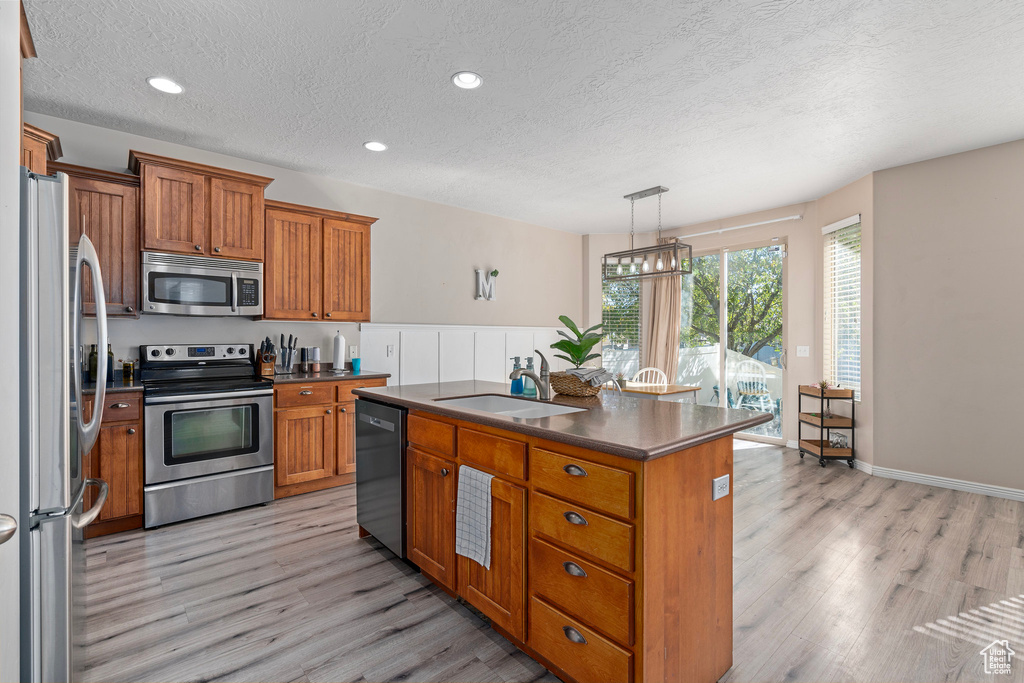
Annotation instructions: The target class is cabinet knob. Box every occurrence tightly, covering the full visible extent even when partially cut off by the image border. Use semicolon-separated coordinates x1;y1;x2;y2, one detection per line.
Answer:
562;561;588;578
326;409;332;415
125;306;135;314
563;511;588;526
340;407;347;413
126;428;136;435
311;312;318;318
562;626;587;645
214;247;221;253
194;244;202;251
563;464;588;477
299;390;313;396
325;312;332;318
440;468;449;477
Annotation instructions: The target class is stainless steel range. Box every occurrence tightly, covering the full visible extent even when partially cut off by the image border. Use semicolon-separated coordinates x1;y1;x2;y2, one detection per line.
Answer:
140;343;274;528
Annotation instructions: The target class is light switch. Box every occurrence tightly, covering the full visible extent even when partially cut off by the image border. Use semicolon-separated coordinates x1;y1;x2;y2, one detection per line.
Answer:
712;474;730;501
350;345;358;358
796;345;810;357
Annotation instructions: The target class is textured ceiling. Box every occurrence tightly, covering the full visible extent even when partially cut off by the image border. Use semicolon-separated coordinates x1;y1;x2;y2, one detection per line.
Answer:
21;0;1024;233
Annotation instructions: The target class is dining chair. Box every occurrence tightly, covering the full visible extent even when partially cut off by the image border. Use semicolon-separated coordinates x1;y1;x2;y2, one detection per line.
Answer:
735;360;772;412
632;367;668;386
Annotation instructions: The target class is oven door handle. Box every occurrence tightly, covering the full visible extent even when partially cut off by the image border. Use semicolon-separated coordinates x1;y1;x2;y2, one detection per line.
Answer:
144;388;274;405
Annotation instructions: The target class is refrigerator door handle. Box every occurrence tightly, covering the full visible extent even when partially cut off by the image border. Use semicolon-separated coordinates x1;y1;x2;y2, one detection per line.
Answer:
72;234;108;454
70;479;108;529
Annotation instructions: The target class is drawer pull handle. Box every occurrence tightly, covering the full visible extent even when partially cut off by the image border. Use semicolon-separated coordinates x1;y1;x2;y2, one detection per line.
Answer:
562;561;587;578
562;626;587;645
299;390;313;396
110;402;130;409
441;468;449;477
563;464;588;477
563;511;588;526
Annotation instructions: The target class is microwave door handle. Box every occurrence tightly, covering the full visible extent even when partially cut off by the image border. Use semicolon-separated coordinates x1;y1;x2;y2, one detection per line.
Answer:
74;234;108;455
231;272;237;313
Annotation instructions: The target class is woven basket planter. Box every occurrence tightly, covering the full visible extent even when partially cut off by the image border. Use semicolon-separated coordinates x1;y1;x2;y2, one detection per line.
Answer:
550;371;603;397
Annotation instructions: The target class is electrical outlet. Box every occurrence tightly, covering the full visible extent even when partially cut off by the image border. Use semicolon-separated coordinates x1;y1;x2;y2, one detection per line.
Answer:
712;474;730;501
386;345;395;357
350;345;358;358
796;345;810;357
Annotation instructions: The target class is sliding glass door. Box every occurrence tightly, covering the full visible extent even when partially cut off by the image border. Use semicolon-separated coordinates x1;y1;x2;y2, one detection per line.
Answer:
678;254;721;406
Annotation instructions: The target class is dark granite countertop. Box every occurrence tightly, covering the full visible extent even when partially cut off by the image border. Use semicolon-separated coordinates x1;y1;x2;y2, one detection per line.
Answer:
82;371;143;395
272;368;391;385
353;380;772;461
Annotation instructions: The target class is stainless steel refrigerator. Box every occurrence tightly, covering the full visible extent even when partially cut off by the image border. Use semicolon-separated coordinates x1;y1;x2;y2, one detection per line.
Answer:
19;168;110;682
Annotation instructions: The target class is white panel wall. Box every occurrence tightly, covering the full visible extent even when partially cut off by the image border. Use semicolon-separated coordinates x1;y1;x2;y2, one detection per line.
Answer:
360;327;400;386
439;330;475;382
474;331;507;384
400;330;440;385
504;331;535;378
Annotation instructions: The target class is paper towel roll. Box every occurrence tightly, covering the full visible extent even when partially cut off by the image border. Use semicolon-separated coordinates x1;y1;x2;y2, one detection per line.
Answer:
333;330;346;369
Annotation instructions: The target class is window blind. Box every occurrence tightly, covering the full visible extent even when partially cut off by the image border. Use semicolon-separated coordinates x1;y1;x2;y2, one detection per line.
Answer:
601;264;641;375
823;221;861;398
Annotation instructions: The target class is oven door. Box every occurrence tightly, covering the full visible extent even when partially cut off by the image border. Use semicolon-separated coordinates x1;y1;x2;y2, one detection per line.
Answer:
144;390;273;485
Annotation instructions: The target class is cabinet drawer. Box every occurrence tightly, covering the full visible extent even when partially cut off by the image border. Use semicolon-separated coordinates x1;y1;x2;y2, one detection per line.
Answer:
100;395;142;423
276;383;334;408
458;428;526;480
531;448;634;519
530;537;633;646
529;596;632;683
530;491;634;572
337;378;386;402
408;414;455;457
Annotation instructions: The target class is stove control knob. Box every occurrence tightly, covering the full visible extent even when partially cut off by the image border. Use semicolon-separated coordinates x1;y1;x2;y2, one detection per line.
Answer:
226;347;234;354
150;348;161;358
238;347;246;355
165;348;175;356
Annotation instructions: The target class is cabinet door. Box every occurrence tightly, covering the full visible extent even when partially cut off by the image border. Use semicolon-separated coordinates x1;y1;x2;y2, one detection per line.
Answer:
275;406;335;487
264;209;323;320
335;401;356;475
69;177;140;317
22;135;47;175
407;447;456;590
209;177;264;261
322;218;370;322
141;164;207;254
83;423;143;522
457;478;526;641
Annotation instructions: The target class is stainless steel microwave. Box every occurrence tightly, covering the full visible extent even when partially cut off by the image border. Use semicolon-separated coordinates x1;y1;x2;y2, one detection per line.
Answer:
141;251;263;316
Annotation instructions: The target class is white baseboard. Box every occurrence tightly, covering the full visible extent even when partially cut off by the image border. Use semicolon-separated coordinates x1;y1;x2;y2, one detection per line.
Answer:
786;440;798;449
869;465;1024;502
853;459;873;475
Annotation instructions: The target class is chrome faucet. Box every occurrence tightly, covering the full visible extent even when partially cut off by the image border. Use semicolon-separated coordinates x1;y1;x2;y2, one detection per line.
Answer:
509;349;551;401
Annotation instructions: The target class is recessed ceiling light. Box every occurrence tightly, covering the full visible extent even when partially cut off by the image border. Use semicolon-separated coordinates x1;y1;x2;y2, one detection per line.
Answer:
451;71;483;89
147;77;183;94
363;141;388;152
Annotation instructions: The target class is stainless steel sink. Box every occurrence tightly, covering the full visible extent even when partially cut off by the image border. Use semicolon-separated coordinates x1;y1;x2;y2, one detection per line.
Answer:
435;395;587;419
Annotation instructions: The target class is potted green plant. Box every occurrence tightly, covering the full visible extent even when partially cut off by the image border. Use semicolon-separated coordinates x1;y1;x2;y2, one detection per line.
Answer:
548;315;604;397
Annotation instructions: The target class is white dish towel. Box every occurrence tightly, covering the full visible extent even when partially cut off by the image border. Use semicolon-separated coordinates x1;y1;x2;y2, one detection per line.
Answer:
455;465;494;570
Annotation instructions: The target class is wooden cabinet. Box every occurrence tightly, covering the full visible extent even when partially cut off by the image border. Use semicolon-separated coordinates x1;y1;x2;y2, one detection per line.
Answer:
272;378;386;498
407;446;457;590
264;200;377;322
81;391;144;539
21;123;61;175
53;163;141;317
458;477;527;641
335;402;356;475
274;405;335;487
129;151;272;260
264;207;322;319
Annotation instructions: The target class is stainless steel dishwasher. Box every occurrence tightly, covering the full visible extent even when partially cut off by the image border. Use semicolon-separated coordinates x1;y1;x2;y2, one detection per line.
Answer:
355;399;407;558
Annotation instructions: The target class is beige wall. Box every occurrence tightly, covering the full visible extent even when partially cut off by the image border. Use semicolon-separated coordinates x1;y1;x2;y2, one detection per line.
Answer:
874;139;1024;488
24;112;583;359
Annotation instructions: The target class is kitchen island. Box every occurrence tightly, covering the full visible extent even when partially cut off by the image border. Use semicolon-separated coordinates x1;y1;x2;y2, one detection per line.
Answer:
353;380;771;683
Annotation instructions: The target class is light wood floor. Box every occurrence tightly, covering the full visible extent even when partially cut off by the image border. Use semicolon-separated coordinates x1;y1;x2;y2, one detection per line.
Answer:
82;441;1024;682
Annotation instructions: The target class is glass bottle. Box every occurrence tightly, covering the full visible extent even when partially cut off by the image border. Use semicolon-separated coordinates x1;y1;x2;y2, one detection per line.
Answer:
510;357;524;396
88;344;98;382
106;342;114;383
523;357;537;397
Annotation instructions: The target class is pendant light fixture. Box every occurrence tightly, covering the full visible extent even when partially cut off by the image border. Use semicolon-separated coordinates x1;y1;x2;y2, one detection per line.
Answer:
602;186;692;281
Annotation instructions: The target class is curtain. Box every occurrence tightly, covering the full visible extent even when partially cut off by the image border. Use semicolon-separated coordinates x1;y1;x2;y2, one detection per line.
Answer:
642;241;681;381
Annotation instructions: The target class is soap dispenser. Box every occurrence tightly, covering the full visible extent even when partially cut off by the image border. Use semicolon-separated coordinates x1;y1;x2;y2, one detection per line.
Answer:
510;357;524;396
523;356;537;397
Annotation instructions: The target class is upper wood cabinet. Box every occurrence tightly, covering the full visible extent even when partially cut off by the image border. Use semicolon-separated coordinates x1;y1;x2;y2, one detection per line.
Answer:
264;199;376;322
21;123;61;175
53;162;141;317
128;151;272;261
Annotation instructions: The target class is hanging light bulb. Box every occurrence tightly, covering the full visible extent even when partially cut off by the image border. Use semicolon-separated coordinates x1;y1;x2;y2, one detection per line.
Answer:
655;255;664;271
629;262;636;274
671;255;676;269
642;256;650;273
616;258;623;275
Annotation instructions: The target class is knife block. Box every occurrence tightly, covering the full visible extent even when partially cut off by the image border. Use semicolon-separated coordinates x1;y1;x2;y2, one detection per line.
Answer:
258;356;276;377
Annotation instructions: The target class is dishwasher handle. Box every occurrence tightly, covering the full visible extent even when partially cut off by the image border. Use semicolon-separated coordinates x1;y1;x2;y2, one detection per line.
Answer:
358;412;395;432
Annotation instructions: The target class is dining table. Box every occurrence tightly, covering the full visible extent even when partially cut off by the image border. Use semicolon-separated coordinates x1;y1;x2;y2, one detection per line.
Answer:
618;381;701;403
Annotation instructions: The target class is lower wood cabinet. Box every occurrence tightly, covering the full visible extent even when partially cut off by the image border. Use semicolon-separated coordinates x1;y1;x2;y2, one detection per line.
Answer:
335;401;356;475
275;405;334;487
406;446;457;591
457;477;527;641
81;392;144;539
